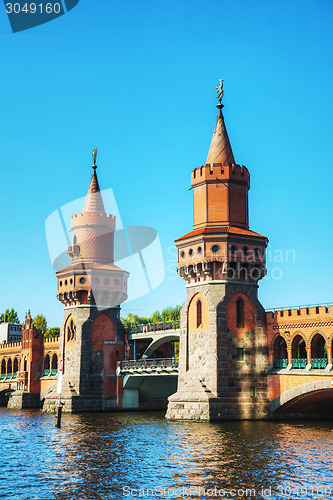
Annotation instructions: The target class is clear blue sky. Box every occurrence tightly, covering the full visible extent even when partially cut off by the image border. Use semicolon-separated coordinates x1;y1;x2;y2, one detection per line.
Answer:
0;0;332;327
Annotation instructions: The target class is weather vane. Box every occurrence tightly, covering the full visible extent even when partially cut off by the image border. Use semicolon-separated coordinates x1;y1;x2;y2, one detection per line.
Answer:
216;79;224;105
92;148;98;168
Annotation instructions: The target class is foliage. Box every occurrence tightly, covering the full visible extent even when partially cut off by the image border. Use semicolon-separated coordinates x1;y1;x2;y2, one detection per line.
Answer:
33;314;48;334
0;308;20;324
121;305;182;329
44;327;60;338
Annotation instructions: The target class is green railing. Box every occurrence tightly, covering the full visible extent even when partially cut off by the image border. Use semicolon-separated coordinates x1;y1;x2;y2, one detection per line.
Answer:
51;368;58;376
5;373;12;379
292;358;307;369
12;373;17;379
43;369;50;376
273;359;288;369
0;373;5;379
311;358;328;370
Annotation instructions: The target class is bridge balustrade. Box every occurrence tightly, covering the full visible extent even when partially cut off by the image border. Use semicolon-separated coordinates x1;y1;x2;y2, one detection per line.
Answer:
273;359;288;369
118;358;178;371
291;358;307;369
311;358;328;370
128;321;180;335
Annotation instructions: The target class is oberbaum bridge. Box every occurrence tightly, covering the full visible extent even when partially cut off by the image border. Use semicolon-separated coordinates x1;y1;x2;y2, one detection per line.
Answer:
1;82;333;420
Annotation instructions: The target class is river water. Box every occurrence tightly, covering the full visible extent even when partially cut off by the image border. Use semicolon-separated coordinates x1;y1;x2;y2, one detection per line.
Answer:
0;409;332;500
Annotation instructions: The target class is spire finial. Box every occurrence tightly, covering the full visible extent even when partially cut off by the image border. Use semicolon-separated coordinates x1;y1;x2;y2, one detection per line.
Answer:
216;79;224;108
92;148;98;170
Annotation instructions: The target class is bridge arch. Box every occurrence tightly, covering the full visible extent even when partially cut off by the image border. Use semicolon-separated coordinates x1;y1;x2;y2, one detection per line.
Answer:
270;379;333;417
271;334;287;366
291;333;307;359
141;334;180;359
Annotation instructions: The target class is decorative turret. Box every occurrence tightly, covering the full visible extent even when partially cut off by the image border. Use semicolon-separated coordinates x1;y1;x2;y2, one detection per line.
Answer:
176;81;267;285
56;149;128;308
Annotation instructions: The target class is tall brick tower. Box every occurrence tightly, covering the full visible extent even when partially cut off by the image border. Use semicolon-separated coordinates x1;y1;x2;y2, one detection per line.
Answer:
166;81;269;421
44;152;129;412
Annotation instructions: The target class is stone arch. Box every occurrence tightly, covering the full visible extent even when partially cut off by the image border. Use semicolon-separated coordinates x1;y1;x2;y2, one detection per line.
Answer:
141;334;180;359
308;329;328;344
269;379;333;415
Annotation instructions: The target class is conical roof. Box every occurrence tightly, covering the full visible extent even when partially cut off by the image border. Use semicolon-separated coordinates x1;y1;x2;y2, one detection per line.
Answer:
83;167;106;213
206;106;235;165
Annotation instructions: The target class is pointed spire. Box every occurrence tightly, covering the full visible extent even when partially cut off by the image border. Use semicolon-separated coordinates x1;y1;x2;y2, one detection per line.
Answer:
206;80;235;165
83;148;106;213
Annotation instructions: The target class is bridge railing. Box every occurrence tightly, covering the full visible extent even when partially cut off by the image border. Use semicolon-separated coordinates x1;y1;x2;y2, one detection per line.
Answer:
118;358;178;371
128;321;180;334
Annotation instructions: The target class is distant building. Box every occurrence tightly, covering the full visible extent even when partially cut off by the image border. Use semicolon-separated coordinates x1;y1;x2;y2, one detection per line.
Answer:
0;322;23;344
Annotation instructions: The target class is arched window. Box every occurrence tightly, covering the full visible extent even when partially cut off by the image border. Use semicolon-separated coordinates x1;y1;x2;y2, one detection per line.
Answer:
13;358;19;377
43;354;50;376
7;358;12;379
196;300;202;328
67;318;76;342
230;245;237;257
272;335;288;368
51;354;58;375
23;357;27;372
73;235;77;245
236;298;245;328
1;359;6;379
291;334;307;369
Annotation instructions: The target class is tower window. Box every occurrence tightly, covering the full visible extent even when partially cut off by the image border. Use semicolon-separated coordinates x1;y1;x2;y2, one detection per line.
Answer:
242;246;249;257
237;348;245;361
196;300;202;328
254;248;261;258
236;297;245;328
211;245;220;253
189;249;193;256
230;245;237;256
180;251;185;258
197;247;202;254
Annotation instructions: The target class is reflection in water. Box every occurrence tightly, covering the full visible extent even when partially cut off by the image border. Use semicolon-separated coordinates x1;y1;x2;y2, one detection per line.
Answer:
0;409;332;499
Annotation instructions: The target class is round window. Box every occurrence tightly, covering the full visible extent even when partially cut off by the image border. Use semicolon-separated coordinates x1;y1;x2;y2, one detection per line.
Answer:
80;277;86;284
189;249;193;256
70;278;73;285
93;277;99;285
197;246;202;254
64;280;68;286
104;278;110;285
211;245;220;253
180;251;185;258
59;281;62;287
114;278;120;286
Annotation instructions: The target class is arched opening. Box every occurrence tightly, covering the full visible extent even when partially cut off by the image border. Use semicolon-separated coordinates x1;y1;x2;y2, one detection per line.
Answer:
6;358;12;379
13;358;19;379
51;354;58;375
230;245;237;258
23;357;27;372
291;334;307;369
67;317;76;342
73;235;77;245
311;333;327;369
196;300;202;328
272;335;288;368
43;354;50;376
1;359;6;379
236;297;245;328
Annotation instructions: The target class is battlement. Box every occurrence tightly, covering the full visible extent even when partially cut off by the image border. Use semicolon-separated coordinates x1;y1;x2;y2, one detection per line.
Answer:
0;341;22;351
43;336;60;344
191;163;250;186
266;303;333;323
71;212;116;228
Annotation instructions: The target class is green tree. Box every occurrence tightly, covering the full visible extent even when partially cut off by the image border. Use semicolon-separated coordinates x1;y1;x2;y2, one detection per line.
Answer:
0;308;20;323
44;327;60;338
33;314;47;334
150;310;161;324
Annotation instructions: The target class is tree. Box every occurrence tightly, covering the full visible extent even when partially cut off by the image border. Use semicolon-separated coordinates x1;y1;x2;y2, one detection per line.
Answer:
33;314;47;334
0;308;20;324
44;327;60;338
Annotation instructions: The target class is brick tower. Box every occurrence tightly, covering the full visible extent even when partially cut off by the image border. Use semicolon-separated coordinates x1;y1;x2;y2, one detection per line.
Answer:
44;152;129;412
166;81;269;421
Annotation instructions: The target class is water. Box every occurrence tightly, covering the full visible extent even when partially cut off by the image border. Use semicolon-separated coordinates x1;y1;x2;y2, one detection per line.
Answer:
0;409;332;500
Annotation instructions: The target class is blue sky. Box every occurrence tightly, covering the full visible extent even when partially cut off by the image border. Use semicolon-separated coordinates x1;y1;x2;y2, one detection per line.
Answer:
0;0;332;327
